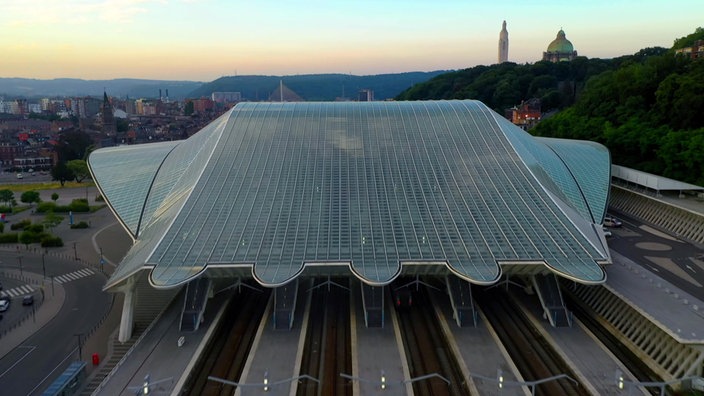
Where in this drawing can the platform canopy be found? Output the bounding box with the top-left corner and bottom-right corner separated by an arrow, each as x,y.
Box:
89,100 -> 611,290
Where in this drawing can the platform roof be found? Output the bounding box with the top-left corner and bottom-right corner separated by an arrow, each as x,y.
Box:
89,100 -> 611,290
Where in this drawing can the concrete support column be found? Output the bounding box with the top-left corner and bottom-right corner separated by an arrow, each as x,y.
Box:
118,278 -> 136,342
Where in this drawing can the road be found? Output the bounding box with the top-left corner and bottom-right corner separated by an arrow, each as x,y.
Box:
606,211 -> 704,301
0,256 -> 111,395
0,184 -> 130,395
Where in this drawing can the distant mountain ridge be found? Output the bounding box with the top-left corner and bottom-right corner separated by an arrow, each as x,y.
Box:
0,78 -> 203,99
0,71 -> 449,101
187,71 -> 450,101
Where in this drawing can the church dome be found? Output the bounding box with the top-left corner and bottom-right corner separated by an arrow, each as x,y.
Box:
547,29 -> 574,53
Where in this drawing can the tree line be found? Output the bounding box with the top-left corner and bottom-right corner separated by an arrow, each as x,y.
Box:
396,27 -> 704,185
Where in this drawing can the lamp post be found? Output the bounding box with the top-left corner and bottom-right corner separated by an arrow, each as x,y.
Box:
73,242 -> 78,261
42,251 -> 46,279
17,255 -> 23,276
75,333 -> 83,360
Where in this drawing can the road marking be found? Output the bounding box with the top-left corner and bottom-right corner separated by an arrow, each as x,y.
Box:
0,346 -> 35,379
0,285 -> 34,298
54,268 -> 95,284
686,265 -> 696,273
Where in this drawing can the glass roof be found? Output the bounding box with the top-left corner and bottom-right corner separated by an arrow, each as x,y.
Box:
90,100 -> 610,289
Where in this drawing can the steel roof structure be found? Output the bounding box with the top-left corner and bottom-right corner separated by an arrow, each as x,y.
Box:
89,100 -> 611,290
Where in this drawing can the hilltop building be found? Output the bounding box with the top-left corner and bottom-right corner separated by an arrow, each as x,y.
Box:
542,29 -> 578,62
675,40 -> 704,59
507,98 -> 541,130
498,20 -> 509,63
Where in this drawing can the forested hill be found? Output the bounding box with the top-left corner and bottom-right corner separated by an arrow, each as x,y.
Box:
395,57 -> 626,113
531,28 -> 704,185
188,71 -> 448,101
398,27 -> 704,186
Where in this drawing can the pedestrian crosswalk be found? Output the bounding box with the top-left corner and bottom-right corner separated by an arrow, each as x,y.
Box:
0,285 -> 34,298
53,268 -> 95,284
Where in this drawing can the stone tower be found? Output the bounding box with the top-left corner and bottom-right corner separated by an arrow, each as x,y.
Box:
101,91 -> 116,136
498,20 -> 509,63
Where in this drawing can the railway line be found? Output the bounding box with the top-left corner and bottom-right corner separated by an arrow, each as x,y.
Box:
475,286 -> 589,396
395,282 -> 470,396
182,286 -> 270,396
297,279 -> 353,396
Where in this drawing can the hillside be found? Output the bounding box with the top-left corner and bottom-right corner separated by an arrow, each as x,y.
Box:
188,71 -> 449,101
397,28 -> 704,185
0,78 -> 203,99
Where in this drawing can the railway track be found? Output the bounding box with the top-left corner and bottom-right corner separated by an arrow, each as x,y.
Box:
183,286 -> 270,396
395,282 -> 470,396
475,287 -> 588,396
563,289 -> 665,395
297,278 -> 352,396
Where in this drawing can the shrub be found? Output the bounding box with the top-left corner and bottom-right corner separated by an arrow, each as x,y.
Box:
69,199 -> 90,212
70,221 -> 89,229
36,202 -> 57,213
19,230 -> 46,244
0,222 -> 3,233
0,233 -> 18,243
0,205 -> 11,213
26,224 -> 44,233
41,235 -> 64,247
11,219 -> 31,230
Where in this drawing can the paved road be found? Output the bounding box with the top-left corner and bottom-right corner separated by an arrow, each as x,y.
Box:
607,211 -> 704,301
0,185 -> 131,395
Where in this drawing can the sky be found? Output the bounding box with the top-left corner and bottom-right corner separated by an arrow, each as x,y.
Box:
1,0 -> 701,82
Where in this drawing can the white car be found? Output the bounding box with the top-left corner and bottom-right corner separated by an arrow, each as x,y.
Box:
0,298 -> 9,312
603,227 -> 612,237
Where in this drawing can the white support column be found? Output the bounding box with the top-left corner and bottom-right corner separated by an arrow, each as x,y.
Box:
118,277 -> 136,342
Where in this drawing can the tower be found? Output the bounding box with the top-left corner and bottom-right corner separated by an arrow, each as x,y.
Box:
101,91 -> 116,136
498,20 -> 509,63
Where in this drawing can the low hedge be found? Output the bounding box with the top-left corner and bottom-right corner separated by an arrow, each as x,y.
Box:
10,219 -> 31,230
41,235 -> 64,247
36,199 -> 91,213
70,221 -> 89,229
0,233 -> 18,243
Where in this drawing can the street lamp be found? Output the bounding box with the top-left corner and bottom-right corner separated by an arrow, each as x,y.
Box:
75,333 -> 83,360
18,255 -> 23,276
42,251 -> 46,279
73,242 -> 78,261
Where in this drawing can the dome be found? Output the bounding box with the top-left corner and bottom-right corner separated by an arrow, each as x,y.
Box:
547,29 -> 574,53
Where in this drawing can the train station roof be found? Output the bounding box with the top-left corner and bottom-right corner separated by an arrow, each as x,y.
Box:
89,100 -> 611,290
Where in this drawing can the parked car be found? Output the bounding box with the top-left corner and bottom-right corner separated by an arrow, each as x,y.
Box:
22,295 -> 34,306
604,216 -> 622,228
0,297 -> 10,312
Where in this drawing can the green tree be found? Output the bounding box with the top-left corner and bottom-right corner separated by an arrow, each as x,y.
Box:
184,100 -> 194,116
43,212 -> 63,232
0,189 -> 14,207
51,192 -> 59,202
55,130 -> 93,162
20,190 -> 41,206
51,161 -> 74,187
66,159 -> 90,183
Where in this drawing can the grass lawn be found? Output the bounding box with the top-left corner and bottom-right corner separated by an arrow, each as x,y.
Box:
0,180 -> 95,193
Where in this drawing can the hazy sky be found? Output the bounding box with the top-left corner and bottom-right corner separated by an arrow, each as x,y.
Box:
1,0 -> 701,81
